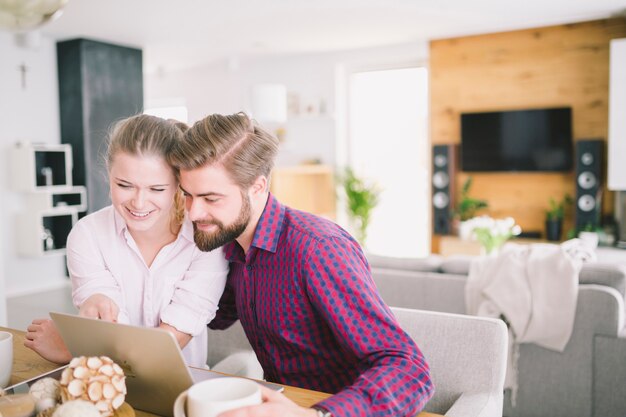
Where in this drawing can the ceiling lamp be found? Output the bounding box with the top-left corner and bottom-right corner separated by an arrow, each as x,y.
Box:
0,0 -> 69,32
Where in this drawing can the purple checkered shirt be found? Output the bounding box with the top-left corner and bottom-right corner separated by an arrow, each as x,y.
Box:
209,194 -> 434,416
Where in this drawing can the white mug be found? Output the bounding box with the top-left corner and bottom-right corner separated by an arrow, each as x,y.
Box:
0,331 -> 13,388
174,377 -> 262,417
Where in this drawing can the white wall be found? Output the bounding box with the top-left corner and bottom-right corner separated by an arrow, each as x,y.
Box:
0,32 -> 67,311
145,41 -> 429,168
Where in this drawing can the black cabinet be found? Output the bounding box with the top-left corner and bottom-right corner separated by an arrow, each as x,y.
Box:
57,38 -> 143,213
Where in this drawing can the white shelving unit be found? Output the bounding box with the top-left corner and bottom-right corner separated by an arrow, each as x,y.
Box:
10,143 -> 86,257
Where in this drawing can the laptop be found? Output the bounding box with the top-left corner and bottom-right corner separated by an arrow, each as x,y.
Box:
10,312 -> 282,417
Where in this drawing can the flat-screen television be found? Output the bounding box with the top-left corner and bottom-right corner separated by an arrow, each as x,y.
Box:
461,107 -> 573,172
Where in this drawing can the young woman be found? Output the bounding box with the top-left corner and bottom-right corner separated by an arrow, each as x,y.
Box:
24,114 -> 229,368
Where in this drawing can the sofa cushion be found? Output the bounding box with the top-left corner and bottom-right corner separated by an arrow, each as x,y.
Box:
440,256 -> 472,275
366,253 -> 443,272
371,268 -> 467,314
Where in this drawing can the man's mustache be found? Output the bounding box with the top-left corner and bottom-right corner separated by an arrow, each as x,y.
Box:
194,220 -> 222,227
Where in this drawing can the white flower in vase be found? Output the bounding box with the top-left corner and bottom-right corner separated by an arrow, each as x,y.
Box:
465,215 -> 522,255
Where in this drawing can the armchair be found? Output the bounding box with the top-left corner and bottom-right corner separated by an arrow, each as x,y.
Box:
391,307 -> 508,417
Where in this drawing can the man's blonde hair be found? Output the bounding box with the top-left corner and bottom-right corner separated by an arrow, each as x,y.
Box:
169,112 -> 279,189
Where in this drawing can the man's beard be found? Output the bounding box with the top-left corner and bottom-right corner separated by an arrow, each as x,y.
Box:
193,194 -> 251,252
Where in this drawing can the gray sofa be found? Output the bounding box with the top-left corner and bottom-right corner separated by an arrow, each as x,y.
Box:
368,253 -> 626,417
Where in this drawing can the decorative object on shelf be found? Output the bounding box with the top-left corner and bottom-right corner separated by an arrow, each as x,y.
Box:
42,228 -> 55,251
338,167 -> 380,247
545,194 -> 573,242
463,215 -> 521,255
0,0 -> 69,31
287,92 -> 301,117
41,166 -> 53,186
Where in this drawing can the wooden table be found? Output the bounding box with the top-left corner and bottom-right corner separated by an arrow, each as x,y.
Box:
3,327 -> 441,417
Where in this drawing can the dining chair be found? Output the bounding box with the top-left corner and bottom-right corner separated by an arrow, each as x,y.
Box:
391,307 -> 508,417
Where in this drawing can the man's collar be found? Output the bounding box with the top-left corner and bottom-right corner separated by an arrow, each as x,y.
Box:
251,193 -> 285,253
224,193 -> 285,261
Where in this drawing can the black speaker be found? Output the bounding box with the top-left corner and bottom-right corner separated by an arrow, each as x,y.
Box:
575,140 -> 603,230
432,145 -> 457,235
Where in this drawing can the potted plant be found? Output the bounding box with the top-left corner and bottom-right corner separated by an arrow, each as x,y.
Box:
455,177 -> 489,239
545,194 -> 573,241
339,167 -> 380,246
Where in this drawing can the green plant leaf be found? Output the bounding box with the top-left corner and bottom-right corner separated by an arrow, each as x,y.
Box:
338,167 -> 381,244
455,176 -> 489,221
545,193 -> 572,221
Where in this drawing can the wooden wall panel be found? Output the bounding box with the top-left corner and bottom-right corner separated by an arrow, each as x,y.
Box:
430,18 -> 626,239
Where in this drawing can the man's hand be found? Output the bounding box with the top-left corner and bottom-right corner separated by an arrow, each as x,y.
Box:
24,318 -> 72,364
79,294 -> 119,321
218,385 -> 319,417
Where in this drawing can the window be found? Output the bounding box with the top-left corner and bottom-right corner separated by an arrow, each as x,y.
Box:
347,67 -> 429,257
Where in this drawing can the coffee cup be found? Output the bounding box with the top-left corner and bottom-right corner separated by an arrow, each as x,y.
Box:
173,377 -> 262,417
0,331 -> 13,388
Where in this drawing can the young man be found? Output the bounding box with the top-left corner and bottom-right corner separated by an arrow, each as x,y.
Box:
169,113 -> 434,417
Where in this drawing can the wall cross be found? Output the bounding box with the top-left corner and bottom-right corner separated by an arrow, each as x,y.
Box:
17,62 -> 29,90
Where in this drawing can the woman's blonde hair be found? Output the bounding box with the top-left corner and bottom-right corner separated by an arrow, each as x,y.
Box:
106,114 -> 187,228
168,112 -> 278,190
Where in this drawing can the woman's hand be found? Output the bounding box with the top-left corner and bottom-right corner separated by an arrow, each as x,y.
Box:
159,322 -> 192,349
79,294 -> 119,321
24,318 -> 72,364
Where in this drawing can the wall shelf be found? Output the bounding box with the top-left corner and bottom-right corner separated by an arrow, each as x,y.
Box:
24,186 -> 87,213
16,210 -> 78,257
10,143 -> 73,192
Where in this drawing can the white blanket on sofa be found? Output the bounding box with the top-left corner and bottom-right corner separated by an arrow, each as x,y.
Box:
466,240 -> 593,398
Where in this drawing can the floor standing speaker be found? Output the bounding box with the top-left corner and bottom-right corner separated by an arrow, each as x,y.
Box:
432,144 -> 457,235
575,139 -> 604,230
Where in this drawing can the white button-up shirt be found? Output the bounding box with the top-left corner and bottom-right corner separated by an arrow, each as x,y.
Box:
67,206 -> 228,367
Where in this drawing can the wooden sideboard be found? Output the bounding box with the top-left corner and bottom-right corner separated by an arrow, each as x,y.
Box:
270,164 -> 336,220
438,236 -> 550,257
